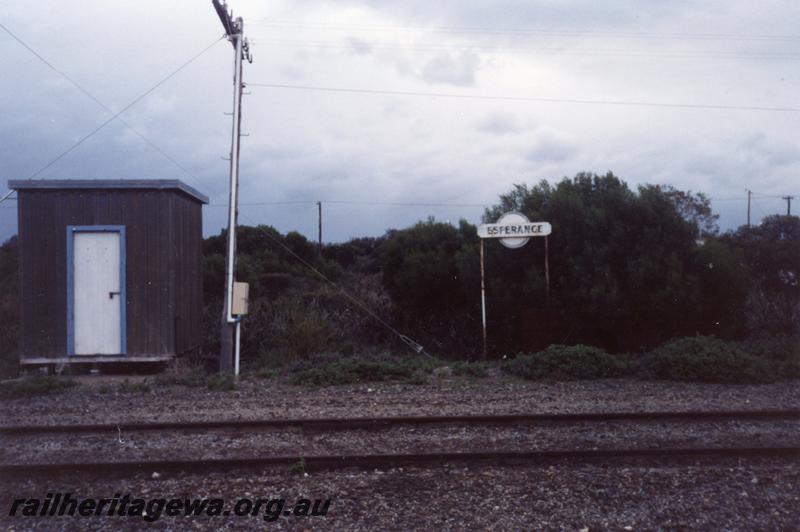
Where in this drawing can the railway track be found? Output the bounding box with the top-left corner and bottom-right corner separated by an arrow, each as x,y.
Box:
2,408 -> 799,434
2,446 -> 798,477
2,409 -> 798,477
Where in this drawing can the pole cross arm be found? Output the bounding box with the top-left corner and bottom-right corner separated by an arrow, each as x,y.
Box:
211,0 -> 236,38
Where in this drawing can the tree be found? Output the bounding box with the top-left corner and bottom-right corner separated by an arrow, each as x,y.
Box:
378,218 -> 481,355
725,215 -> 800,334
481,172 -> 735,352
659,185 -> 719,238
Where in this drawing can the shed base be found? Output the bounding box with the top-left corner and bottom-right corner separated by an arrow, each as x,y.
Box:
20,355 -> 174,365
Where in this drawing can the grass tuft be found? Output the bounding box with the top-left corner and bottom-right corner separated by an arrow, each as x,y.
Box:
0,375 -> 78,399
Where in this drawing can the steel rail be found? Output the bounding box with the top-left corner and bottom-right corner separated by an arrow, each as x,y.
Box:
2,446 -> 798,477
2,409 -> 799,435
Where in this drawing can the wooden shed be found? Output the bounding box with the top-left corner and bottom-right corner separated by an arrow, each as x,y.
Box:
8,179 -> 208,367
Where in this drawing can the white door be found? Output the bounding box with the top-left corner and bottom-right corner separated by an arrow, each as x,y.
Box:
73,232 -> 122,355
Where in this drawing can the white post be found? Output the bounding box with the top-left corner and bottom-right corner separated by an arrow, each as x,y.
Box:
480,239 -> 487,359
234,320 -> 241,376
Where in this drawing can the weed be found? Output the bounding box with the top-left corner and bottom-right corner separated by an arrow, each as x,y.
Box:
0,375 -> 78,399
154,363 -> 207,387
205,373 -> 236,391
251,367 -> 279,380
291,457 -> 306,476
450,361 -> 490,378
117,379 -> 151,393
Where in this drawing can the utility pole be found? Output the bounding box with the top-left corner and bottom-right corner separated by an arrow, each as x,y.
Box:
213,0 -> 252,374
746,189 -> 752,228
317,201 -> 322,251
783,195 -> 794,216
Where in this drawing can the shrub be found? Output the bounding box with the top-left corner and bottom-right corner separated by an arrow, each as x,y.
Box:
154,360 -> 237,390
450,361 -> 490,378
288,356 -> 431,386
0,375 -> 78,399
154,363 -> 208,387
503,344 -> 626,380
738,335 -> 800,379
117,379 -> 151,393
639,336 -> 772,383
205,373 -> 236,391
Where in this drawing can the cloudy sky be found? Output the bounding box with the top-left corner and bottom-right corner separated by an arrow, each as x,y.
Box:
1,0 -> 798,243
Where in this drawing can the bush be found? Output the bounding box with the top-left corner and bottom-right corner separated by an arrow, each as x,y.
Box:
450,361 -> 490,378
0,375 -> 78,399
154,363 -> 208,387
117,379 -> 151,393
738,335 -> 800,379
503,344 -> 627,380
205,373 -> 236,391
154,360 -> 237,390
288,355 -> 432,386
639,336 -> 771,383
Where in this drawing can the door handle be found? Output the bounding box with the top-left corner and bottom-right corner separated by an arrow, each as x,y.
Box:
109,291 -> 121,299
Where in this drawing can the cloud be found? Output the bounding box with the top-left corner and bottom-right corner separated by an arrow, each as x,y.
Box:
524,130 -> 578,163
478,112 -> 521,135
1,0 -> 799,244
421,51 -> 479,86
346,37 -> 374,56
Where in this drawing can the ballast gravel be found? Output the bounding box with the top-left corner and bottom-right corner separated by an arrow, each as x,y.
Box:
2,377 -> 799,427
1,459 -> 798,530
2,376 -> 799,529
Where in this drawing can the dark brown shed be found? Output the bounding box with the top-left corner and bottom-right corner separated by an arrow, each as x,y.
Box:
8,179 -> 208,366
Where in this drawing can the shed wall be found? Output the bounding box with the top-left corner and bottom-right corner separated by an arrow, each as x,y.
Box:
17,189 -> 203,359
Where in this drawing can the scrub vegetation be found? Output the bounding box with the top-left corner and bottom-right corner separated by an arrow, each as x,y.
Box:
503,345 -> 628,381
286,355 -> 437,387
1,172 -> 798,384
0,375 -> 78,399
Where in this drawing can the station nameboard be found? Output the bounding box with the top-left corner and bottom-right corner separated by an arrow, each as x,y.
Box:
478,212 -> 551,249
477,221 -> 552,238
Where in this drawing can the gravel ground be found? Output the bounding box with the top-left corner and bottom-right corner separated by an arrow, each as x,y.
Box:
2,377 -> 800,427
3,420 -> 799,465
1,458 -> 798,530
2,377 -> 799,529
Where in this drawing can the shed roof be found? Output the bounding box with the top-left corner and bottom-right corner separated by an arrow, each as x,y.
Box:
8,179 -> 209,204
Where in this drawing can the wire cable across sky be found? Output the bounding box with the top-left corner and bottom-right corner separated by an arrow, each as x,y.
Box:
247,83 -> 800,113
6,32 -> 225,181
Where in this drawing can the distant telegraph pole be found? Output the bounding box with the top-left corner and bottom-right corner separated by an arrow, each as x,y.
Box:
746,189 -> 752,228
213,0 -> 252,374
782,195 -> 794,216
317,201 -> 323,250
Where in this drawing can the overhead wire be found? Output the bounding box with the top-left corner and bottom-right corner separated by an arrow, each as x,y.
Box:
207,199 -> 487,208
247,38 -> 800,61
14,35 -> 225,180
235,210 -> 432,357
0,22 -> 419,351
250,20 -> 800,43
247,82 -> 800,113
0,23 -> 211,184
